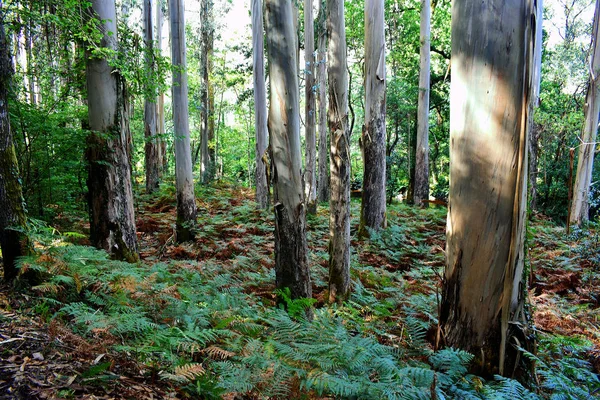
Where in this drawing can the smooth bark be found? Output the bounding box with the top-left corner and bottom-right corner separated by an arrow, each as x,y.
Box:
144,0 -> 160,194
570,0 -> 600,226
305,0 -> 317,214
265,0 -> 312,300
414,0 -> 431,206
86,0 -> 138,262
169,0 -> 197,242
359,0 -> 387,237
327,0 -> 350,303
440,0 -> 535,376
0,8 -> 30,281
316,1 -> 329,203
251,0 -> 269,209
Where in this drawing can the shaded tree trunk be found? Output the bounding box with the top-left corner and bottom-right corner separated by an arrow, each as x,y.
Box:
327,0 -> 350,303
414,0 -> 431,206
170,0 -> 197,242
528,0 -> 543,212
0,7 -> 30,281
316,0 -> 329,203
86,0 -> 138,262
265,0 -> 312,300
156,1 -> 167,173
200,0 -> 214,183
305,0 -> 317,214
359,0 -> 387,237
144,0 -> 160,194
571,0 -> 600,226
440,0 -> 535,377
251,0 -> 269,209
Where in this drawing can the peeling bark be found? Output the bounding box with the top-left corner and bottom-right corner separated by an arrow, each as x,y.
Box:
440,0 -> 536,377
86,0 -> 138,262
327,0 -> 350,303
170,0 -> 197,242
265,0 -> 312,300
359,0 -> 387,237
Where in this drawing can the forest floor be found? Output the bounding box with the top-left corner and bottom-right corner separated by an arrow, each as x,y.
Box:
0,183 -> 598,399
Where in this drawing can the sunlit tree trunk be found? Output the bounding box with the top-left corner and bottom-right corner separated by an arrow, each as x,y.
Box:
85,0 -> 138,262
528,0 -> 543,212
251,0 -> 269,209
359,0 -> 386,237
169,0 -> 197,242
327,0 -> 350,303
144,0 -> 160,194
265,0 -> 312,300
414,0 -> 430,206
156,2 -> 167,173
0,8 -> 30,281
305,0 -> 317,214
316,1 -> 329,203
571,0 -> 600,226
440,0 -> 535,377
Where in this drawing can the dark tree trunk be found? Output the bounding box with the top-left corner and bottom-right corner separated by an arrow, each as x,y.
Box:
0,9 -> 30,281
316,2 -> 329,203
144,0 -> 160,194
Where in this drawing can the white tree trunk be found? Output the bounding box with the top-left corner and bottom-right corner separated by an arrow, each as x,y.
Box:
440,0 -> 535,376
327,0 -> 351,303
265,0 -> 312,300
144,0 -> 160,194
305,0 -> 317,213
359,0 -> 387,236
169,0 -> 197,242
414,0 -> 430,206
570,0 -> 600,226
252,0 -> 269,209
86,0 -> 138,262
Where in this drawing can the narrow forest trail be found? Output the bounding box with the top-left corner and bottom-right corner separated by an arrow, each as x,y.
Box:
0,184 -> 598,399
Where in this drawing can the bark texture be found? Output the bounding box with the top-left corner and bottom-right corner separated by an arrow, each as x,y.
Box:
86,0 -> 138,262
251,0 -> 269,209
570,0 -> 600,226
144,0 -> 160,194
170,0 -> 197,242
440,0 -> 535,377
359,0 -> 387,237
316,2 -> 329,203
305,0 -> 317,214
265,0 -> 312,300
413,0 -> 430,206
327,0 -> 351,303
0,10 -> 30,281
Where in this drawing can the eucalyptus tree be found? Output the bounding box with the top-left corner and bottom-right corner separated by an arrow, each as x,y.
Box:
571,0 -> 600,226
305,0 -> 317,213
440,0 -> 536,376
0,6 -> 30,281
413,0 -> 430,206
251,0 -> 269,209
359,0 -> 386,237
144,0 -> 160,193
200,0 -> 214,183
327,0 -> 350,303
265,0 -> 312,299
170,0 -> 197,241
528,0 -> 543,211
316,1 -> 328,203
86,0 -> 138,262
157,1 -> 167,171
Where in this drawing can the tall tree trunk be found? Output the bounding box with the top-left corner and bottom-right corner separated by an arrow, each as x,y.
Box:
86,0 -> 138,262
440,0 -> 535,377
414,0 -> 431,206
200,0 -> 213,184
265,0 -> 312,300
305,0 -> 317,214
528,0 -> 543,212
156,1 -> 167,173
169,0 -> 197,242
327,0 -> 350,303
316,0 -> 329,203
359,0 -> 387,237
570,0 -> 600,226
0,6 -> 30,281
251,0 -> 269,209
144,0 -> 160,194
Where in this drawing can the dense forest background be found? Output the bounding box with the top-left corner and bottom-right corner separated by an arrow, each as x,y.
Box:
0,0 -> 599,399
